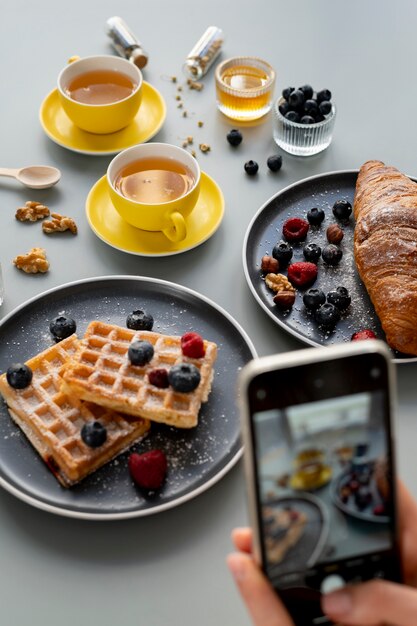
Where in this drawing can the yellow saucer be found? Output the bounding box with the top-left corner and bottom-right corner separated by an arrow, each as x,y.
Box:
290,465 -> 333,491
86,172 -> 224,256
39,82 -> 166,155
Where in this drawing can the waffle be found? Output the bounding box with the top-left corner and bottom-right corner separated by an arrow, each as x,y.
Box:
0,335 -> 150,487
264,505 -> 307,564
61,321 -> 218,429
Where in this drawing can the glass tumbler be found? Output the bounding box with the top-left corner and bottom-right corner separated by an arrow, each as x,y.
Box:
273,97 -> 336,156
215,56 -> 275,122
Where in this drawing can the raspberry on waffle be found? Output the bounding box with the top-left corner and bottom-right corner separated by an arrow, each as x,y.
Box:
0,335 -> 150,487
61,321 -> 217,429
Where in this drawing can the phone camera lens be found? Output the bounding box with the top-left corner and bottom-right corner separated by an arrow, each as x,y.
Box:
370,367 -> 381,379
256,389 -> 267,400
314,378 -> 324,388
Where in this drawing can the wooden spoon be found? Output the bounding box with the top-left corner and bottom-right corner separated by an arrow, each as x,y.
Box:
0,165 -> 61,189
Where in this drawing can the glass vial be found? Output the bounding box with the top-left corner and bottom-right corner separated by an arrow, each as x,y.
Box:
183,26 -> 224,80
106,16 -> 148,69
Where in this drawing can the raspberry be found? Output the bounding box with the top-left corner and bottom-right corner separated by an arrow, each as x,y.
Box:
351,329 -> 377,341
181,332 -> 205,358
148,368 -> 169,388
282,217 -> 309,241
287,262 -> 317,288
128,450 -> 167,490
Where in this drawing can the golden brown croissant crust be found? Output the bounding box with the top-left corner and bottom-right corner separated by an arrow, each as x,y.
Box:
353,160 -> 417,355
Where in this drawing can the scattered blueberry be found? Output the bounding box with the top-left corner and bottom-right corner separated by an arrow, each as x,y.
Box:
244,160 -> 259,175
267,155 -> 283,172
81,421 -> 107,448
300,115 -> 315,124
319,100 -> 332,115
288,89 -> 305,108
322,244 -> 343,266
226,129 -> 243,147
307,207 -> 325,226
315,303 -> 341,327
299,84 -> 313,100
332,199 -> 352,221
303,243 -> 321,263
282,87 -> 295,100
168,363 -> 201,393
303,288 -> 326,311
49,316 -> 76,341
317,89 -> 332,103
327,286 -> 351,310
128,340 -> 154,366
285,110 -> 300,123
126,310 -> 154,331
6,363 -> 33,389
272,241 -> 293,267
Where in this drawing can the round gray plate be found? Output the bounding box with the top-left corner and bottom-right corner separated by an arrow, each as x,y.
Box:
243,170 -> 417,363
0,276 -> 256,520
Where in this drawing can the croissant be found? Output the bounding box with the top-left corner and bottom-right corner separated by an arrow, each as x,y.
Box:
353,160 -> 417,355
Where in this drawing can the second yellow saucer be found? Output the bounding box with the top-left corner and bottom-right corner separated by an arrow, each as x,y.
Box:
86,172 -> 225,256
39,82 -> 166,155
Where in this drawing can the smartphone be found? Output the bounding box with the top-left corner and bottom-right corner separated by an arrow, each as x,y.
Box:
238,341 -> 402,626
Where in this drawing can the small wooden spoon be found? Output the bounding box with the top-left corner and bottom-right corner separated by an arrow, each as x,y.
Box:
0,165 -> 61,189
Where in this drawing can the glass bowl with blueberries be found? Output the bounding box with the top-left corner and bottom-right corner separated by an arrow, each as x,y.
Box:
273,84 -> 336,157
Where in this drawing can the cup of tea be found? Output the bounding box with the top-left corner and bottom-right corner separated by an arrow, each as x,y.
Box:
107,143 -> 201,242
57,55 -> 143,134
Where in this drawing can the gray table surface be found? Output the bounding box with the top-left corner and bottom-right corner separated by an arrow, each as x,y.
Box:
1,1 -> 417,624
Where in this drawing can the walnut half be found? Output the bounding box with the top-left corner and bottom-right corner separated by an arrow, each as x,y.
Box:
265,273 -> 296,293
13,247 -> 49,273
15,201 -> 50,222
42,213 -> 77,234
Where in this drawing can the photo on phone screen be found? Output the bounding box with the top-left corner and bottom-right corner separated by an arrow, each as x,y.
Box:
243,345 -> 402,623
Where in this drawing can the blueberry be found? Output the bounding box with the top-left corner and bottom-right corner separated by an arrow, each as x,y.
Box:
49,316 -> 76,341
299,84 -> 313,100
272,241 -> 293,267
244,160 -> 259,175
267,155 -> 283,172
6,363 -> 33,389
303,243 -> 321,263
288,89 -> 305,108
128,340 -> 154,366
317,89 -> 332,103
126,310 -> 154,331
322,244 -> 343,265
315,113 -> 325,123
278,101 -> 290,116
168,363 -> 201,393
319,100 -> 332,115
315,303 -> 340,327
332,199 -> 352,221
327,286 -> 351,310
300,115 -> 315,124
282,87 -> 295,101
303,288 -> 326,311
227,129 -> 243,147
81,421 -> 107,448
285,110 -> 300,123
303,99 -> 319,115
307,207 -> 325,226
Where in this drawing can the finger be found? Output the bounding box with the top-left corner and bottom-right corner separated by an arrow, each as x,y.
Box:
396,481 -> 417,583
322,579 -> 417,626
227,552 -> 295,626
397,480 -> 417,536
231,527 -> 253,554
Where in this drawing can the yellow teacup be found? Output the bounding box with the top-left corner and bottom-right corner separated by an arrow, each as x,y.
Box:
57,55 -> 142,134
107,143 -> 201,243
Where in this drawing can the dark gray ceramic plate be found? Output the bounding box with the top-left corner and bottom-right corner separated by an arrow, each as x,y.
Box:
0,276 -> 256,520
243,170 -> 417,363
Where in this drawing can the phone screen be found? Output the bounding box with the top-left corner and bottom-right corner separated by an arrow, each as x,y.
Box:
247,351 -> 401,624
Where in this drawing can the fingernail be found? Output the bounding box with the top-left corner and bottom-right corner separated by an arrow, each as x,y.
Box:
322,590 -> 352,617
227,554 -> 246,582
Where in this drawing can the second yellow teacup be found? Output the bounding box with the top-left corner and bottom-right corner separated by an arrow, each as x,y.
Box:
57,55 -> 143,134
107,143 -> 201,242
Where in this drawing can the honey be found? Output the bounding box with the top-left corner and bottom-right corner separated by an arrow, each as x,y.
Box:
65,69 -> 136,105
215,57 -> 275,121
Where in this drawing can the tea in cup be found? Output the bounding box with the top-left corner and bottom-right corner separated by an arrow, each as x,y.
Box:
107,143 -> 200,242
57,55 -> 142,134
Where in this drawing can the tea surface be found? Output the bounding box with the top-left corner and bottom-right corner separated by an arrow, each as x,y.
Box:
66,70 -> 136,105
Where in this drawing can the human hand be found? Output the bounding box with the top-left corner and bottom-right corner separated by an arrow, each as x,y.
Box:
227,482 -> 417,626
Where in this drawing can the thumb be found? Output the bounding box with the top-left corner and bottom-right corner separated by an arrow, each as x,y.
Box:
322,579 -> 417,626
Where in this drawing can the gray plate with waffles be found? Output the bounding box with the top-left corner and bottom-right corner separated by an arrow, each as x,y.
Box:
0,276 -> 256,520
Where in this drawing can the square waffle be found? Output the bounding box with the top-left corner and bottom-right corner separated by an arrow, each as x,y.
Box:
61,321 -> 217,428
0,335 -> 151,487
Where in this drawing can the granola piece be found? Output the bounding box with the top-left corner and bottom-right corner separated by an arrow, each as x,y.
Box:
199,143 -> 211,153
42,213 -> 77,235
15,201 -> 50,222
13,247 -> 49,273
265,273 -> 296,293
187,79 -> 204,91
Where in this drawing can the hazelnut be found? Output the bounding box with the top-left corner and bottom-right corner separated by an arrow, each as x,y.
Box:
326,223 -> 344,244
261,255 -> 279,273
273,291 -> 296,309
